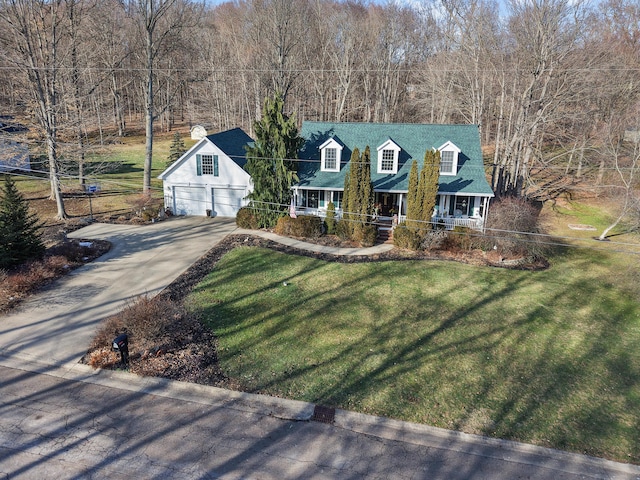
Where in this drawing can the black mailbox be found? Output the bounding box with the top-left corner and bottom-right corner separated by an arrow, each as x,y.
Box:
112,333 -> 129,365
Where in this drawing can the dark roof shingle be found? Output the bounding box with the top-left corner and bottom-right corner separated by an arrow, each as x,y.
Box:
206,127 -> 253,168
296,121 -> 493,196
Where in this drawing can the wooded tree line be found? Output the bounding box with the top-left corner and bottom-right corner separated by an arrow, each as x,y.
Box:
0,0 -> 638,219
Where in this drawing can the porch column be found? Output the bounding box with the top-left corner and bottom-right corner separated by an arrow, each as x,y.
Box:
482,197 -> 490,232
398,193 -> 404,217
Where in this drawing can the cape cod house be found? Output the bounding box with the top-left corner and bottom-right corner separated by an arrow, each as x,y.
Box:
293,121 -> 494,230
158,127 -> 254,217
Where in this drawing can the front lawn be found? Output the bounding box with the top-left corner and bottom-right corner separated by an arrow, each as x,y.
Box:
186,245 -> 640,463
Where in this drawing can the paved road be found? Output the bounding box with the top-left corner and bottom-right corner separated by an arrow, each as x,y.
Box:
2,361 -> 639,480
1,218 -> 640,479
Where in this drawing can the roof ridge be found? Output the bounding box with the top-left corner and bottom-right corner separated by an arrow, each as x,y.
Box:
302,120 -> 478,128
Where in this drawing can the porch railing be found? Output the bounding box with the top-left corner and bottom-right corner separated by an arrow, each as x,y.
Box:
293,209 -> 484,231
392,214 -> 484,230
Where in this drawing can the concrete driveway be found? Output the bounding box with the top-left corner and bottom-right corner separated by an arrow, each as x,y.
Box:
0,216 -> 238,367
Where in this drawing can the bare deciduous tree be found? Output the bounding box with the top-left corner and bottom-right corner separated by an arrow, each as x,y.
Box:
596,116 -> 640,239
0,0 -> 68,219
128,0 -> 196,195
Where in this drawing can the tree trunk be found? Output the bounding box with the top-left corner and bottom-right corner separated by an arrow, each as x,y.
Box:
143,22 -> 154,196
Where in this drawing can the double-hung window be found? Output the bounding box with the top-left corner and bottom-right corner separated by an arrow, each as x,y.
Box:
440,151 -> 454,174
324,148 -> 337,170
381,149 -> 395,172
196,154 -> 219,176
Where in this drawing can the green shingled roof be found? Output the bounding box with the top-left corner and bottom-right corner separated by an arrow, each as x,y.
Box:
206,127 -> 253,168
296,121 -> 494,196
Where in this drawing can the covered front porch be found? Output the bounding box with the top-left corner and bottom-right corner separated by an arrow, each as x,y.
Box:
292,188 -> 490,231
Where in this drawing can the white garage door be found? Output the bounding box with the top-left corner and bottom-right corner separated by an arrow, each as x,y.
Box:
212,188 -> 244,217
173,186 -> 206,216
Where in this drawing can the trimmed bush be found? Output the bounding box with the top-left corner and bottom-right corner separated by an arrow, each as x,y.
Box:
275,215 -> 323,238
358,224 -> 378,247
444,226 -> 475,251
393,223 -> 421,250
236,207 -> 259,229
335,219 -> 351,240
420,229 -> 448,251
336,220 -> 376,246
325,202 -> 337,234
128,195 -> 162,221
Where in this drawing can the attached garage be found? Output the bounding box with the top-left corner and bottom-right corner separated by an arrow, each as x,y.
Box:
172,186 -> 207,216
212,187 -> 245,217
158,128 -> 254,218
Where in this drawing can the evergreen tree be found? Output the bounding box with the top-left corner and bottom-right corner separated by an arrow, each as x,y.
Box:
417,149 -> 441,232
341,146 -> 374,241
406,159 -> 419,229
342,148 -> 360,237
0,175 -> 45,269
245,92 -> 303,227
167,132 -> 187,167
360,146 -> 374,225
341,162 -> 352,237
325,201 -> 336,234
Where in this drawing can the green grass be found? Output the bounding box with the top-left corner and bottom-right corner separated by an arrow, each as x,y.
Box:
549,199 -> 635,241
85,134 -> 197,193
186,244 -> 640,463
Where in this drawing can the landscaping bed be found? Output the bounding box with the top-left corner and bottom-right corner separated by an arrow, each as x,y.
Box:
1,228 -> 111,313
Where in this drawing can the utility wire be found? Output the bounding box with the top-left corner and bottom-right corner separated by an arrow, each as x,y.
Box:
3,66 -> 640,73
4,170 -> 638,254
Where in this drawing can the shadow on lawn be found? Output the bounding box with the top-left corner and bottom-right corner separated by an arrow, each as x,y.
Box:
195,244 -> 640,463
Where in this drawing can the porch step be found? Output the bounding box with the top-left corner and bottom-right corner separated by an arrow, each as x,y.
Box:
377,228 -> 393,244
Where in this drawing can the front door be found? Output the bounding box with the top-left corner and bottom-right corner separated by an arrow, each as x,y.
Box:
375,192 -> 399,216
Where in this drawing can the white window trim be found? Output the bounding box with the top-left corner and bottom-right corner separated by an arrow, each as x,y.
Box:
319,138 -> 343,172
437,141 -> 461,176
376,139 -> 401,174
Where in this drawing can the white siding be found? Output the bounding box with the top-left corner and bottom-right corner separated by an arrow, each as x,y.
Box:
160,137 -> 252,217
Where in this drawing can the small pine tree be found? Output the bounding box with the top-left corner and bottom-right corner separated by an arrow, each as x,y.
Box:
406,159 -> 419,230
0,175 -> 45,269
167,132 -> 187,167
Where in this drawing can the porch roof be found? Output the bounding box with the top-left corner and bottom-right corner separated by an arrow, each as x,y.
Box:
296,121 -> 494,197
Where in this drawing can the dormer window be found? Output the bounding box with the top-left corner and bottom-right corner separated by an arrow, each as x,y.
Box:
438,141 -> 461,175
325,148 -> 337,170
377,139 -> 401,174
320,138 -> 343,172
